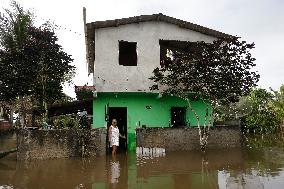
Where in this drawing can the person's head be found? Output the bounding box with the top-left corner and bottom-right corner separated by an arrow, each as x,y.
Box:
112,119 -> 117,126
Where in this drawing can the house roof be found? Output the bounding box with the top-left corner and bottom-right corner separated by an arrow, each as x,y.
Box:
90,13 -> 234,38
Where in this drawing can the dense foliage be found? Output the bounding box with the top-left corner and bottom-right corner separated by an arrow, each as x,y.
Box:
0,1 -> 34,102
52,114 -> 79,129
150,37 -> 259,149
242,89 -> 278,133
0,1 -> 75,125
217,86 -> 284,133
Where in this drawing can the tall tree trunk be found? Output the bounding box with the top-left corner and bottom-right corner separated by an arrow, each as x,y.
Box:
187,98 -> 206,150
10,105 -> 14,123
19,95 -> 26,128
187,98 -> 212,151
0,106 -> 3,119
41,66 -> 48,123
43,101 -> 48,122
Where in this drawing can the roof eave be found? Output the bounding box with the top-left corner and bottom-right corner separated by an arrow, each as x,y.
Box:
89,13 -> 234,38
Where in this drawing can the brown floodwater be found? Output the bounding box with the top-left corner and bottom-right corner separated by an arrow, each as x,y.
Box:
1,133 -> 284,189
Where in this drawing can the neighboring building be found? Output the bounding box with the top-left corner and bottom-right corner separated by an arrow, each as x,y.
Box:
84,13 -> 232,151
0,105 -> 12,131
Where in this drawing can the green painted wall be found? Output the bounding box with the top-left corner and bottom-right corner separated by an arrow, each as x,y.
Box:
93,92 -> 212,151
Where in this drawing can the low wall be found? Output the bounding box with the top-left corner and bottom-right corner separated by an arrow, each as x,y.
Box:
136,126 -> 242,151
17,128 -> 106,160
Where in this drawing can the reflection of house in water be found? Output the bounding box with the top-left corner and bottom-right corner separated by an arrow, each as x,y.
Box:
90,149 -> 244,189
84,11 -> 233,152
133,149 -> 244,189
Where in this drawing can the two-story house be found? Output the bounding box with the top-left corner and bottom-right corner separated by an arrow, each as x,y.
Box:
84,13 -> 232,151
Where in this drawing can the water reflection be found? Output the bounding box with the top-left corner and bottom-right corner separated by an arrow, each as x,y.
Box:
110,158 -> 120,185
107,156 -> 125,189
0,134 -> 284,189
135,149 -> 244,189
0,132 -> 16,152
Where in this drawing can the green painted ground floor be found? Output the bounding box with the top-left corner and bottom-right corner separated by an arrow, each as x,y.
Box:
93,92 -> 211,151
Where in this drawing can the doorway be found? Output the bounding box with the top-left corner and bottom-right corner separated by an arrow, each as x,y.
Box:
107,107 -> 128,152
171,107 -> 186,127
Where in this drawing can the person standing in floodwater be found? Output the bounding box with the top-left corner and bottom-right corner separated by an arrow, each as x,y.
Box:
109,119 -> 126,157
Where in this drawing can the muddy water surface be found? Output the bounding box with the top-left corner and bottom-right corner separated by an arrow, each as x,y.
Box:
0,134 -> 284,189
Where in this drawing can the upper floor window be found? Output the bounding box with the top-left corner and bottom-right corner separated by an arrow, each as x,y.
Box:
160,39 -> 192,68
160,40 -> 175,68
119,41 -> 137,66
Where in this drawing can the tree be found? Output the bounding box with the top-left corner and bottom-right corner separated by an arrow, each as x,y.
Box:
242,88 -> 282,133
0,1 -> 35,126
215,96 -> 253,122
150,37 -> 259,150
27,25 -> 74,120
216,86 -> 284,134
0,1 -> 74,126
271,85 -> 284,126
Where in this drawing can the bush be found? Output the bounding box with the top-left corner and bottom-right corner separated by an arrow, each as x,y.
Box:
216,87 -> 284,134
53,114 -> 79,129
242,108 -> 281,133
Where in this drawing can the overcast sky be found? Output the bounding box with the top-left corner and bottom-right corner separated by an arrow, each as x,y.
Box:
1,0 -> 283,98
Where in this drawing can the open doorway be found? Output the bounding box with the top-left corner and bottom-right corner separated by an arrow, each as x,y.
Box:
107,107 -> 128,152
171,107 -> 186,127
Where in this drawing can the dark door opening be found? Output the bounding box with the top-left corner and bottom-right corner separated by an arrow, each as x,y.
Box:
171,107 -> 186,127
107,107 -> 128,152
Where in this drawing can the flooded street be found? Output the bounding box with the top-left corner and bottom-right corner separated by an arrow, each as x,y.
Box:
1,134 -> 284,189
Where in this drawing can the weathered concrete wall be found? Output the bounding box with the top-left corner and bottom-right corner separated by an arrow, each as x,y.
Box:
136,126 -> 242,151
17,128 -> 107,160
94,21 -> 216,92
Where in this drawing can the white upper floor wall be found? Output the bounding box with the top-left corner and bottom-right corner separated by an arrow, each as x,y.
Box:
86,14 -> 231,92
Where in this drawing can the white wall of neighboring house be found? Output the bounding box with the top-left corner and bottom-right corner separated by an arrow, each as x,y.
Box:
94,21 -> 216,92
0,106 -> 4,120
